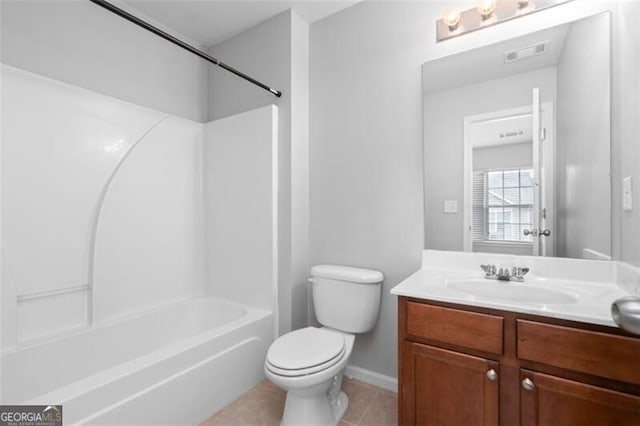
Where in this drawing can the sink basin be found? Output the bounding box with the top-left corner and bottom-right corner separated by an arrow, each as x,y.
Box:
447,279 -> 578,305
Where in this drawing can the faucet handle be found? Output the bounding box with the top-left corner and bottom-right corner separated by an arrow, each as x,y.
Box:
480,264 -> 496,278
511,266 -> 530,282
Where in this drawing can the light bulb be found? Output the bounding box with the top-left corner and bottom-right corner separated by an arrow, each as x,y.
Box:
477,0 -> 497,20
443,7 -> 461,31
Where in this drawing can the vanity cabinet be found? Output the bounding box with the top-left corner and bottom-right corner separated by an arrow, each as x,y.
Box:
398,297 -> 640,426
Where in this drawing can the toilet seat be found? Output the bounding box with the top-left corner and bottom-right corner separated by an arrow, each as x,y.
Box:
266,345 -> 346,377
266,327 -> 346,377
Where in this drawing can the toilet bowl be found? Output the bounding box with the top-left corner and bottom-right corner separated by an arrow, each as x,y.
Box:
264,265 -> 383,426
265,327 -> 355,425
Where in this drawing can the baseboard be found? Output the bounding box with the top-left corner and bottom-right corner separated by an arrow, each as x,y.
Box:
344,364 -> 398,394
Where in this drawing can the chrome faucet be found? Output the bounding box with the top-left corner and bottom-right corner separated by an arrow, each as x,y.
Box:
480,264 -> 529,282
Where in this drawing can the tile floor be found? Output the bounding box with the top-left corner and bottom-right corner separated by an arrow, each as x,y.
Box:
201,377 -> 397,426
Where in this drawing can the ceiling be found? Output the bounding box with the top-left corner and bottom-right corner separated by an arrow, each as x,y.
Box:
120,0 -> 362,47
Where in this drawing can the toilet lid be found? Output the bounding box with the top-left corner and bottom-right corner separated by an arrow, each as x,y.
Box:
267,327 -> 345,371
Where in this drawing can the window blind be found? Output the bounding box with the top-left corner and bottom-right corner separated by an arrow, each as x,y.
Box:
472,171 -> 487,241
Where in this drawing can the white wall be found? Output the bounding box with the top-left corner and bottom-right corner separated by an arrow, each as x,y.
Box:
611,1 -> 640,267
310,1 -> 426,378
207,11 -> 291,122
207,11 -> 310,334
473,143 -> 533,171
556,13 -> 611,259
290,14 -> 311,329
204,106 -> 278,313
0,0 -> 208,122
423,67 -> 556,252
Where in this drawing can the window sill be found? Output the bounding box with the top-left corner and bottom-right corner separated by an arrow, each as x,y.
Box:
474,241 -> 533,247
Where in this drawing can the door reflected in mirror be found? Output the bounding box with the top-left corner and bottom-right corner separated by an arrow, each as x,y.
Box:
423,12 -> 611,260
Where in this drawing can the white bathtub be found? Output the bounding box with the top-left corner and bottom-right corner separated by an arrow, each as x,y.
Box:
1,297 -> 273,424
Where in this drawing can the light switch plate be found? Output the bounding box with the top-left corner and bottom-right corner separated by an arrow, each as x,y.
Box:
444,200 -> 458,214
623,176 -> 633,211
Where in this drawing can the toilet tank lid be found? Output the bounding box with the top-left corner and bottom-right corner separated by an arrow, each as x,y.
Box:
311,265 -> 384,284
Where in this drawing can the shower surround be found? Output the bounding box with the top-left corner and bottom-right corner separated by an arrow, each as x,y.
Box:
0,64 -> 278,423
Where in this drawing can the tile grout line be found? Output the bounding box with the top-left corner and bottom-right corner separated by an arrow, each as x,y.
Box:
354,389 -> 380,425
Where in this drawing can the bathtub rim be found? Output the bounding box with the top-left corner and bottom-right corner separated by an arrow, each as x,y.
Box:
1,296 -> 255,355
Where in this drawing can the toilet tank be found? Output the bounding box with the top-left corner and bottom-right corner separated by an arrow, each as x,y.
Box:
310,265 -> 383,333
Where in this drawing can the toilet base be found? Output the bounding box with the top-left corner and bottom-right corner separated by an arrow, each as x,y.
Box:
281,386 -> 349,426
332,391 -> 349,423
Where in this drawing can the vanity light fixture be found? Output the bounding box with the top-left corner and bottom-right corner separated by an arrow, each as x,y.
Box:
477,0 -> 498,20
436,0 -> 572,42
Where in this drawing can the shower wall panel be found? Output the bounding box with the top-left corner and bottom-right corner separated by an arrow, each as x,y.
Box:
203,106 -> 278,314
92,117 -> 205,323
1,65 -> 204,344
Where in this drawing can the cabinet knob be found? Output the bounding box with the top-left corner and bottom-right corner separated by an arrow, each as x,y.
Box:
486,369 -> 498,381
522,378 -> 535,391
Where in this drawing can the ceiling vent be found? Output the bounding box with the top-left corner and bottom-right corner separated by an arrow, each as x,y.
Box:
504,40 -> 549,64
500,130 -> 525,139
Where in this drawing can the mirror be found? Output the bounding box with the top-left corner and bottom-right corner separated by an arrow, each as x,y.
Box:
422,12 -> 611,260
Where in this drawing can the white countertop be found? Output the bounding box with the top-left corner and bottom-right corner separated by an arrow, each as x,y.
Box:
390,251 -> 634,328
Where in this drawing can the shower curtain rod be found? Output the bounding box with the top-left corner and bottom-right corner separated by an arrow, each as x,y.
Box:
88,0 -> 282,98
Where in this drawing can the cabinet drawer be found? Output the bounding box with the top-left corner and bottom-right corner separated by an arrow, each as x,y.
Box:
517,320 -> 640,385
406,302 -> 503,354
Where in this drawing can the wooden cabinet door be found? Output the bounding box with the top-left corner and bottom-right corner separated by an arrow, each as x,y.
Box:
520,370 -> 640,426
401,342 -> 499,426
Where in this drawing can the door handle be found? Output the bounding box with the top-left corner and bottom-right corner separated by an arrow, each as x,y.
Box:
524,229 -> 551,237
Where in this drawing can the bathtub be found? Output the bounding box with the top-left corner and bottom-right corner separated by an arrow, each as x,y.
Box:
1,297 -> 273,424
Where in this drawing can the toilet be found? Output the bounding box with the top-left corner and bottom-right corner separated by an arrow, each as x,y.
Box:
265,264 -> 384,426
